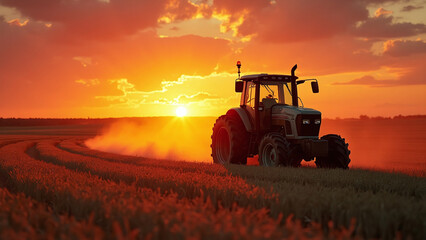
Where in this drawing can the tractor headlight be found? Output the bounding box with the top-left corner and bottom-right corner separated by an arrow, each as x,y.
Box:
314,119 -> 321,124
302,119 -> 310,125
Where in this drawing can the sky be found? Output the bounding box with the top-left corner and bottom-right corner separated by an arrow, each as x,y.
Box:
0,0 -> 425,118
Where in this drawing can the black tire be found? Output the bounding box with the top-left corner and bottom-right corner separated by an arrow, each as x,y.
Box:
211,114 -> 248,164
315,134 -> 350,169
258,133 -> 302,167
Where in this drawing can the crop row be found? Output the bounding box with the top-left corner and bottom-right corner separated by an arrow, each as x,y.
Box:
38,139 -> 426,239
0,187 -> 103,240
0,141 -> 347,239
0,136 -> 50,149
225,164 -> 425,198
59,139 -> 228,176
36,140 -> 273,208
64,139 -> 424,199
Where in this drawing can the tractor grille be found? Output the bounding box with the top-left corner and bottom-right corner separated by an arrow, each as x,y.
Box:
285,120 -> 292,135
296,114 -> 321,136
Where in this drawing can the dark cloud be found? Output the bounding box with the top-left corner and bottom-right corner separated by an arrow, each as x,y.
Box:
334,65 -> 426,86
384,39 -> 426,57
354,15 -> 426,38
211,0 -> 269,15
207,0 -> 414,43
3,0 -> 423,43
225,0 -> 368,43
334,75 -> 399,86
401,5 -> 424,12
234,35 -> 385,76
162,0 -> 198,22
0,0 -> 168,41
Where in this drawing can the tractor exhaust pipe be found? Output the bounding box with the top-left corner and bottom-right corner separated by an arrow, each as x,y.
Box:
291,64 -> 297,76
291,64 -> 298,107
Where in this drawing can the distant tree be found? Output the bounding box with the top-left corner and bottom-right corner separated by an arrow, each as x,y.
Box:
359,115 -> 370,120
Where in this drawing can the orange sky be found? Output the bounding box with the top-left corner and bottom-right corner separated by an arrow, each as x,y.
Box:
0,0 -> 425,118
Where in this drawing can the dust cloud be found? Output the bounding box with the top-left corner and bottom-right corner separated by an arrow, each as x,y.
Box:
86,117 -> 216,162
320,118 -> 426,175
86,117 -> 426,175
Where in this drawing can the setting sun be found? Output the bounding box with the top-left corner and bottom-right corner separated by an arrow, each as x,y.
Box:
176,106 -> 187,117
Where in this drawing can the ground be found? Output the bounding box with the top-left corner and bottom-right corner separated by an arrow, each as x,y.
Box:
0,117 -> 424,239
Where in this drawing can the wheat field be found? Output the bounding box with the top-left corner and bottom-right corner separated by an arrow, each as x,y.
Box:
0,121 -> 425,239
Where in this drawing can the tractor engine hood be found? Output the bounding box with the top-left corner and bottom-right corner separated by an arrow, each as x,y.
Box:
272,105 -> 321,120
271,105 -> 322,138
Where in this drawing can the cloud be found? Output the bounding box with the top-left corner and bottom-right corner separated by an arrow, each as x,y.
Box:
7,18 -> 28,26
232,0 -> 368,43
383,39 -> 426,57
353,9 -> 426,38
159,0 -> 199,23
175,92 -> 218,103
401,5 -> 424,12
334,75 -> 399,87
0,0 -> 203,42
374,7 -> 393,17
0,0 -> 168,41
73,56 -> 93,67
334,66 -> 426,87
152,92 -> 219,105
233,35 -> 384,76
93,71 -> 238,116
112,79 -> 136,93
75,79 -> 100,86
204,1 -> 426,43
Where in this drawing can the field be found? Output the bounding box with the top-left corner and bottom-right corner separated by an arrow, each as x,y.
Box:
0,117 -> 425,239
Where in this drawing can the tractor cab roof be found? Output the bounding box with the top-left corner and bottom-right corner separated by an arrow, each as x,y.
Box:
239,74 -> 296,82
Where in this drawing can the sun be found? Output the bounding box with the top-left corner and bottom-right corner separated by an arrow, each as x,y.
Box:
176,106 -> 188,117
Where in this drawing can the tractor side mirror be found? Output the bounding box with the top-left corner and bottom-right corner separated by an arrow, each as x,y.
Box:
235,81 -> 244,92
311,81 -> 319,93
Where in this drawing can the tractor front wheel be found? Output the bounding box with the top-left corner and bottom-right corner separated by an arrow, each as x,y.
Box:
315,134 -> 350,169
258,133 -> 302,167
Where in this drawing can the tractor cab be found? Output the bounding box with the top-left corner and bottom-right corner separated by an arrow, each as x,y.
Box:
235,64 -> 320,137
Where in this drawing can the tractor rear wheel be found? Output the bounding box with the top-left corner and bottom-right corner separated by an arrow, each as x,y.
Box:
258,133 -> 302,167
315,134 -> 350,169
211,115 -> 248,164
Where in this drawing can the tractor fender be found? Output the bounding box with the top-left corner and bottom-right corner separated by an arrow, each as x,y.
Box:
226,108 -> 253,132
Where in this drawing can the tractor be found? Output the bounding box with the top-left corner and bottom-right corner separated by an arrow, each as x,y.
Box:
211,61 -> 350,168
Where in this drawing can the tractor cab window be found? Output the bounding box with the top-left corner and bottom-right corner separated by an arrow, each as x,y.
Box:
260,83 -> 280,104
246,82 -> 256,109
259,82 -> 292,107
283,82 -> 293,105
245,81 -> 294,109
